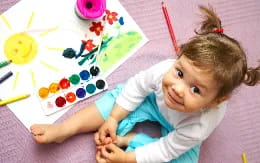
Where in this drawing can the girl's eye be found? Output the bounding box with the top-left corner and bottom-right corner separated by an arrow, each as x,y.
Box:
176,69 -> 183,78
191,86 -> 200,94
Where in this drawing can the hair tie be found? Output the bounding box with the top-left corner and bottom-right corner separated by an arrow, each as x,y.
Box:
213,28 -> 224,33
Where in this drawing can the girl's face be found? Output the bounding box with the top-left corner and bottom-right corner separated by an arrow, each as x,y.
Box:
162,55 -> 222,113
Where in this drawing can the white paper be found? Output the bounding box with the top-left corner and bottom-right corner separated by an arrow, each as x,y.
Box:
0,0 -> 148,129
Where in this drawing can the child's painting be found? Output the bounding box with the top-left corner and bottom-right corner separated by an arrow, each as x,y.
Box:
0,0 -> 148,129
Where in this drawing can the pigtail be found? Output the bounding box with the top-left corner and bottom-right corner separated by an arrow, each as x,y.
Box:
244,62 -> 260,86
196,5 -> 222,34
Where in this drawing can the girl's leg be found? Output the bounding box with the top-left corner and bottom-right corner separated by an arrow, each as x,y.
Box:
30,103 -> 104,144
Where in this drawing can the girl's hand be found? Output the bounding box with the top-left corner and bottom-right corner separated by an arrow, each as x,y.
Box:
96,151 -> 107,163
98,143 -> 131,163
95,116 -> 118,145
95,135 -> 113,150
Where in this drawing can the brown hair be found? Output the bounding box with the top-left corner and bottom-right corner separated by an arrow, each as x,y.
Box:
178,5 -> 260,99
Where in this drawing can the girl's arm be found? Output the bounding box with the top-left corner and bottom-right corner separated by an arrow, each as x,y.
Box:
110,103 -> 130,122
97,103 -> 130,144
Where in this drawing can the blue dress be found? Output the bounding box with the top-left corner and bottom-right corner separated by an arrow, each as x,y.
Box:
95,84 -> 200,163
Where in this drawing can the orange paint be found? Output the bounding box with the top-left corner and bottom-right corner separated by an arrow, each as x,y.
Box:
38,87 -> 49,98
65,92 -> 76,103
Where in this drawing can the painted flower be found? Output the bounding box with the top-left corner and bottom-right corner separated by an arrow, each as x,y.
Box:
83,40 -> 96,52
104,10 -> 118,25
89,22 -> 104,36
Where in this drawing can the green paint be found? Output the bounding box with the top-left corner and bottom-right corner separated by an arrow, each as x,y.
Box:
103,33 -> 109,41
102,55 -> 108,62
90,57 -> 96,64
69,74 -> 80,85
98,31 -> 142,73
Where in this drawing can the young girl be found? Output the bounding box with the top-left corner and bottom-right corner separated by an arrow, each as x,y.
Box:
30,6 -> 260,163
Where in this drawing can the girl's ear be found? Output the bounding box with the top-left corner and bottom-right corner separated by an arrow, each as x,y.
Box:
209,95 -> 230,108
216,95 -> 230,104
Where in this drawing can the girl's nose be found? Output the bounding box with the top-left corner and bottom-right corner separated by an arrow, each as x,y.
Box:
172,82 -> 185,97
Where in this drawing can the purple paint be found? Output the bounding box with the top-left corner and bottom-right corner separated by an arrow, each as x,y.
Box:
76,87 -> 86,98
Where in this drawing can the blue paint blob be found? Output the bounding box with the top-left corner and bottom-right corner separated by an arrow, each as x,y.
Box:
86,83 -> 96,94
76,88 -> 86,98
79,70 -> 90,80
62,48 -> 76,59
119,17 -> 124,25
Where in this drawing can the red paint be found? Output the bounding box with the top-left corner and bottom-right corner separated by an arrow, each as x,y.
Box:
59,78 -> 70,89
55,96 -> 66,107
65,92 -> 76,103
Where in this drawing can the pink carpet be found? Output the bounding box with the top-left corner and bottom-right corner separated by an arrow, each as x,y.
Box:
0,0 -> 259,162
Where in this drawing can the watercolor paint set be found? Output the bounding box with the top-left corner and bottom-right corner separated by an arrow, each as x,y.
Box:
37,66 -> 107,116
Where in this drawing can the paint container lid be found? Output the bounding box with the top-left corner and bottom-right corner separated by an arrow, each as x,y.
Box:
75,0 -> 106,19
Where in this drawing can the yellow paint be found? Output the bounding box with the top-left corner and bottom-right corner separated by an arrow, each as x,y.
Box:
13,72 -> 19,90
26,12 -> 35,29
4,33 -> 38,65
48,83 -> 60,93
30,69 -> 36,88
40,61 -> 59,72
0,15 -> 12,30
39,26 -> 59,37
46,47 -> 65,51
241,153 -> 247,163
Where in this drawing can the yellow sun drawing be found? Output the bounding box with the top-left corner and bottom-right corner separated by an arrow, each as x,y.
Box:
4,33 -> 38,65
0,12 -> 61,91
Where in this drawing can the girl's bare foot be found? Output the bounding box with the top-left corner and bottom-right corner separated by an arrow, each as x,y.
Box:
116,132 -> 136,147
30,124 -> 71,144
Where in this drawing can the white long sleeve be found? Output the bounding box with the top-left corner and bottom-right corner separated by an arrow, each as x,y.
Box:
116,59 -> 165,111
116,59 -> 227,163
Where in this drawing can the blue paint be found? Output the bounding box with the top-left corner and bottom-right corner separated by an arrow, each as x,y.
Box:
76,88 -> 86,98
79,70 -> 90,80
119,17 -> 124,25
86,83 -> 96,94
62,48 -> 76,59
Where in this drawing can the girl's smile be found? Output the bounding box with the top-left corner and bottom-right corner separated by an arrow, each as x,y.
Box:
166,88 -> 184,106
